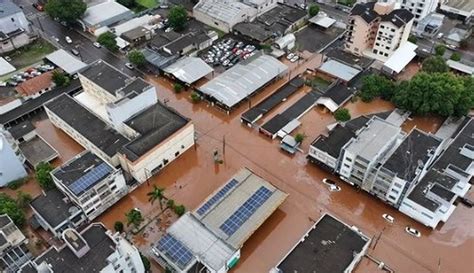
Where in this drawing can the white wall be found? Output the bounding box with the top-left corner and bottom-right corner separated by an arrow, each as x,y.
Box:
0,133 -> 27,187
0,99 -> 21,115
308,146 -> 338,170
119,124 -> 195,182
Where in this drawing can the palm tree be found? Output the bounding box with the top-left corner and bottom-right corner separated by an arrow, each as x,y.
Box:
125,209 -> 143,229
147,185 -> 165,210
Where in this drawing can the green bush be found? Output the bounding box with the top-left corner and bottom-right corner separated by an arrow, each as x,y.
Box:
35,162 -> 55,190
173,83 -> 183,93
308,4 -> 320,17
174,204 -> 186,216
190,91 -> 201,103
334,108 -> 351,122
434,44 -> 446,56
294,133 -> 305,143
114,221 -> 124,233
450,52 -> 461,61
0,193 -> 25,227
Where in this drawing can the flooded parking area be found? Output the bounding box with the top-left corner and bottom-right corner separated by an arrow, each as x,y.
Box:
4,53 -> 473,273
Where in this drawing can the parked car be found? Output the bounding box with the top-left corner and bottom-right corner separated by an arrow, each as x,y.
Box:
328,184 -> 341,192
71,49 -> 80,56
65,36 -> 72,44
222,59 -> 230,66
405,227 -> 421,237
286,53 -> 295,60
125,63 -> 135,69
93,42 -> 101,48
0,81 -> 7,87
32,3 -> 44,11
436,32 -> 444,39
290,55 -> 300,63
382,214 -> 395,223
165,27 -> 173,33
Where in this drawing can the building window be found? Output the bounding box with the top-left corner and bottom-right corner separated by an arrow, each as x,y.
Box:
175,151 -> 180,157
373,49 -> 378,54
384,53 -> 389,57
11,18 -> 15,22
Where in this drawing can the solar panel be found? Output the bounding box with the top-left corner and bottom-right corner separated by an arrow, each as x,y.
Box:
220,186 -> 273,236
68,163 -> 113,196
156,234 -> 194,268
196,179 -> 239,215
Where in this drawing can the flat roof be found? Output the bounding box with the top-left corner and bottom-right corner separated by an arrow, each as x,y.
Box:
52,151 -> 115,197
309,15 -> 336,28
81,1 -> 130,26
194,168 -> 288,249
276,214 -> 370,273
194,0 -> 252,24
199,54 -> 287,108
44,94 -> 128,157
122,102 -> 189,161
46,50 -> 87,75
163,57 -> 213,84
383,42 -> 417,73
8,120 -> 34,140
142,48 -> 177,70
0,57 -> 15,76
382,129 -> 441,181
33,224 -> 115,272
311,125 -> 356,158
446,60 -> 474,75
241,77 -> 304,124
30,189 -> 80,228
18,136 -> 58,167
318,60 -> 361,82
345,117 -> 401,161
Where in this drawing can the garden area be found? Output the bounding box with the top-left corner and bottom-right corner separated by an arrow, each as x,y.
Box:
7,39 -> 56,68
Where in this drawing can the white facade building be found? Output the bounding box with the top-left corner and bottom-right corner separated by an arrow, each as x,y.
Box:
397,0 -> 438,24
0,131 -> 27,187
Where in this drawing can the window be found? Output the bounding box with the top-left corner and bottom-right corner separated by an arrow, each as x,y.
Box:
394,182 -> 403,188
384,53 -> 389,57
11,17 -> 15,22
163,159 -> 169,165
388,195 -> 397,200
391,189 -> 399,194
175,151 -> 180,157
380,25 -> 385,29
375,42 -> 380,46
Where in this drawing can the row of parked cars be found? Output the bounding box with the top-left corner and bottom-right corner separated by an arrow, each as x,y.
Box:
0,64 -> 55,87
202,38 -> 257,69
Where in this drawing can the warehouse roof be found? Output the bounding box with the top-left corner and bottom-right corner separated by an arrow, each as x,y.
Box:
193,0 -> 253,25
163,57 -> 213,84
199,54 -> 287,108
81,1 -> 130,27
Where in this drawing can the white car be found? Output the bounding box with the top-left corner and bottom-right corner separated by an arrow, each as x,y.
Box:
65,36 -> 72,44
93,42 -> 101,48
405,227 -> 421,237
286,53 -> 295,60
382,214 -> 394,223
290,55 -> 300,63
125,62 -> 135,70
436,32 -> 444,39
328,184 -> 341,192
0,81 -> 7,87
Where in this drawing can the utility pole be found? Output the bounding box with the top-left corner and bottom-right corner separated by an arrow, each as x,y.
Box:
223,135 -> 226,156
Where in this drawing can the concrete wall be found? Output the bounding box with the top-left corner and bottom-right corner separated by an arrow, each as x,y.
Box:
119,123 -> 195,183
0,133 -> 27,187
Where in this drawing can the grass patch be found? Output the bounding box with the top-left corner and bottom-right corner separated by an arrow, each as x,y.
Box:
310,76 -> 332,91
135,0 -> 157,8
8,39 -> 56,68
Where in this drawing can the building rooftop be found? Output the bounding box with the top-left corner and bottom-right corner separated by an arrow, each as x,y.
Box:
193,168 -> 288,249
18,136 -> 58,167
30,189 -> 80,228
194,0 -> 253,24
16,71 -> 53,97
163,56 -> 213,84
350,2 -> 378,23
345,117 -> 401,161
45,50 -> 87,75
318,60 -> 361,82
199,54 -> 287,108
163,31 -> 211,54
0,0 -> 22,18
81,1 -> 131,27
383,42 -> 417,74
275,214 -> 370,273
121,26 -> 150,41
142,48 -> 178,70
122,102 -> 189,161
441,0 -> 474,13
45,94 -> 128,157
52,151 -> 115,197
8,121 -> 34,140
311,125 -> 356,158
381,9 -> 414,28
33,224 -> 115,272
0,57 -> 15,76
382,129 -> 441,181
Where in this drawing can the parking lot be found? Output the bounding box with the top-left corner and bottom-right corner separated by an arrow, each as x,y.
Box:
1,64 -> 56,87
199,36 -> 258,73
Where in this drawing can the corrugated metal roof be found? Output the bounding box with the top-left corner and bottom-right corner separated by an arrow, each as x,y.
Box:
163,56 -> 213,84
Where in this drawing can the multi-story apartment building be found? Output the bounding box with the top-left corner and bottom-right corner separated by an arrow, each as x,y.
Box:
19,223 -> 144,273
345,1 -> 414,61
0,215 -> 31,272
396,0 -> 438,25
51,151 -> 128,221
339,116 -> 404,191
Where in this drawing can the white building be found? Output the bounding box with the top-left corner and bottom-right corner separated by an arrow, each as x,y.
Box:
0,214 -> 32,272
51,151 -> 128,221
0,1 -> 31,53
19,223 -> 145,273
193,0 -> 279,32
397,0 -> 438,24
0,131 -> 27,187
440,0 -> 473,23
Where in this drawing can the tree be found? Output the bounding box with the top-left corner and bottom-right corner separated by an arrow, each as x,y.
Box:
35,162 -> 55,190
114,221 -> 124,233
173,83 -> 183,93
450,52 -> 461,61
391,72 -> 473,117
126,209 -> 144,229
308,4 -> 320,17
16,191 -> 32,209
334,108 -> 351,122
52,70 -> 70,87
434,44 -> 446,56
294,133 -> 306,143
168,5 -> 188,31
45,0 -> 86,24
97,32 -> 118,52
422,56 -> 449,73
408,35 -> 417,44
166,199 -> 175,209
359,74 -> 394,102
174,204 -> 186,216
117,0 -> 135,8
0,193 -> 25,227
140,253 -> 151,272
147,185 -> 165,210
190,91 -> 201,103
128,50 -> 146,67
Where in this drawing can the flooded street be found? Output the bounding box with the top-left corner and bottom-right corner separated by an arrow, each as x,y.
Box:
2,54 -> 472,273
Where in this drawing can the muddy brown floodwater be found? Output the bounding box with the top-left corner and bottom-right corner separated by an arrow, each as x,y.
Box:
3,53 -> 472,273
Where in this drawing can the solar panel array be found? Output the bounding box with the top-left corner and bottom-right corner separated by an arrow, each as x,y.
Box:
156,234 -> 194,269
68,163 -> 113,196
196,179 -> 239,216
220,186 -> 273,236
